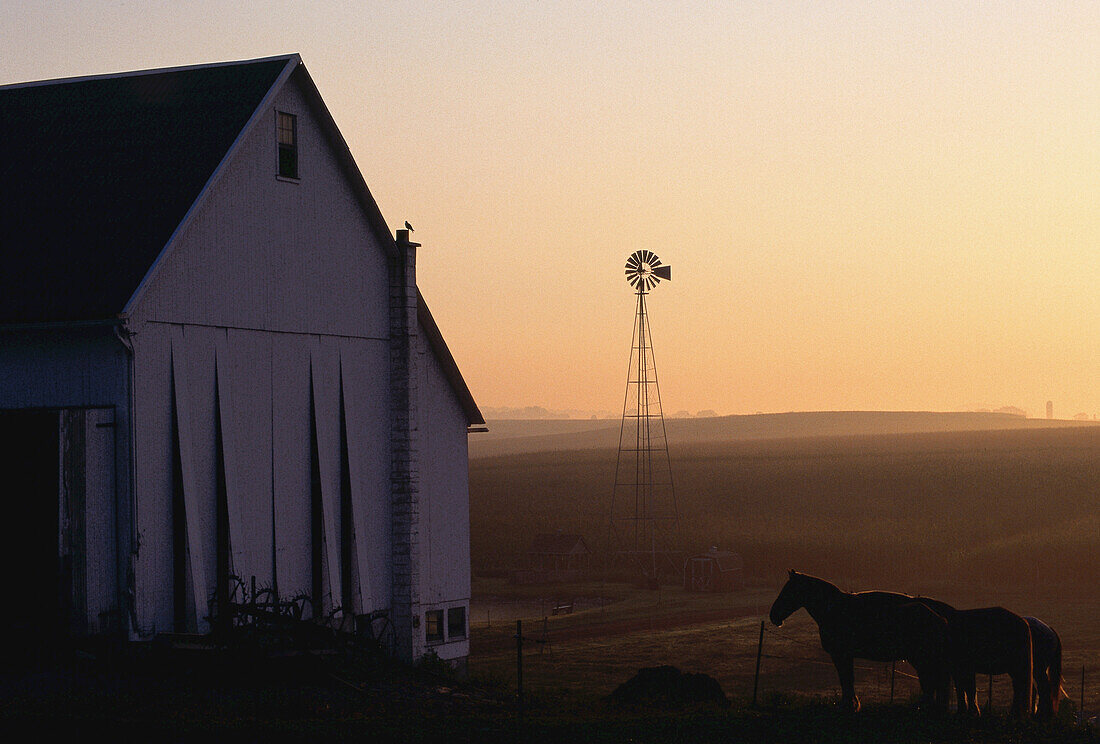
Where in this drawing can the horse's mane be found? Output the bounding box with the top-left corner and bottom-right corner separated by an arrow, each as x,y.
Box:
791,571 -> 845,596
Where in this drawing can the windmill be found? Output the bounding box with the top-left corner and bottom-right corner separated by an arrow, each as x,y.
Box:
607,250 -> 681,587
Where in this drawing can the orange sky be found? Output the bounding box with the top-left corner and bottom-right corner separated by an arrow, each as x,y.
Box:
3,2 -> 1097,417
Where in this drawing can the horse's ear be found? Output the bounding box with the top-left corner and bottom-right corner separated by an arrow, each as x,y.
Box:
788,569 -> 795,578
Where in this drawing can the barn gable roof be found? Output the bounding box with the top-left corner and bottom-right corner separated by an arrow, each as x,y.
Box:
0,55 -> 291,325
0,55 -> 483,426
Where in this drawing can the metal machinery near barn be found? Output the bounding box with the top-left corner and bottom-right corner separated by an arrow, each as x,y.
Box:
607,251 -> 682,587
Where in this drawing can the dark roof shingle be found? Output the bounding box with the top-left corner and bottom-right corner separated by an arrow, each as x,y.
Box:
0,57 -> 289,323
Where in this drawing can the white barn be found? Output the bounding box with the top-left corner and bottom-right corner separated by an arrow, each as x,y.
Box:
0,54 -> 484,666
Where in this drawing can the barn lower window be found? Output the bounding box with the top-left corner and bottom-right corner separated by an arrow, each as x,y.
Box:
447,607 -> 466,640
425,609 -> 444,644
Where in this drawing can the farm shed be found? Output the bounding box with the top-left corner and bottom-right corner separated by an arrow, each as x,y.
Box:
0,55 -> 483,667
510,533 -> 591,584
684,549 -> 744,592
529,533 -> 591,573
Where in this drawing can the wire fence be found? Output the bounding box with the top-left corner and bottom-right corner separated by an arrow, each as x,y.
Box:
474,608 -> 1095,724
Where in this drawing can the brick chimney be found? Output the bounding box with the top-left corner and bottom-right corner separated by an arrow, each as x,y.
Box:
390,228 -> 422,661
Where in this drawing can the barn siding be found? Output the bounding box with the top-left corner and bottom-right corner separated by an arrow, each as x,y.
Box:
0,327 -> 126,411
417,333 -> 471,661
132,77 -> 390,339
271,335 -> 313,604
339,337 -> 392,614
114,67 -> 473,658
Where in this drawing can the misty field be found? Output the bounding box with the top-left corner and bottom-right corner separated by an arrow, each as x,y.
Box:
469,424 -> 1100,719
471,425 -> 1100,591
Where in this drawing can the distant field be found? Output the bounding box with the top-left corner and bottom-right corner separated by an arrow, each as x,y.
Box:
469,417 -> 1100,716
471,424 -> 1100,589
470,410 -> 1098,458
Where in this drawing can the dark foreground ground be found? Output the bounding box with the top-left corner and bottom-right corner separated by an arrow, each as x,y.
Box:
1,651 -> 1097,743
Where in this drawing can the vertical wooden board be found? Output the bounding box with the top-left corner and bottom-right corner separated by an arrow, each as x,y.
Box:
131,323 -> 176,634
83,408 -> 117,633
171,325 -> 218,632
310,336 -> 344,611
218,329 -> 274,590
339,338 -> 392,612
417,340 -> 472,605
272,335 -> 312,598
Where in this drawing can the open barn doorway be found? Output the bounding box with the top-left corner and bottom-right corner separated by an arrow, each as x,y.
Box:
0,407 -> 119,664
0,409 -> 61,660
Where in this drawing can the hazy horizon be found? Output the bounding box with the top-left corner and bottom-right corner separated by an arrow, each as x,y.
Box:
480,403 -> 1091,421
3,2 -> 1096,417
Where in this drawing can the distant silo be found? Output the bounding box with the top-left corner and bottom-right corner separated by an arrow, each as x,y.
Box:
1047,401 -> 1054,419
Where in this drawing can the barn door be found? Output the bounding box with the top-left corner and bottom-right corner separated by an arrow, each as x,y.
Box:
59,408 -> 118,636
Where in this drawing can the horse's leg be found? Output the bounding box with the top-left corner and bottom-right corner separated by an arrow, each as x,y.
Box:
935,664 -> 951,714
1012,626 -> 1035,719
960,671 -> 979,716
1035,665 -> 1052,719
910,660 -> 946,714
1010,670 -> 1032,719
831,654 -> 860,713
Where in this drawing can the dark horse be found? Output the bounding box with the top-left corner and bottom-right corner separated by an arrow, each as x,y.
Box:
915,597 -> 1033,717
769,571 -> 950,712
1025,616 -> 1063,719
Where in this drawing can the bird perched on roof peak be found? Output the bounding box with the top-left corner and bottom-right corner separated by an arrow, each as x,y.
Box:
404,221 -> 414,232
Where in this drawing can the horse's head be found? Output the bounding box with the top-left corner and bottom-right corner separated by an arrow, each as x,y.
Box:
769,570 -> 805,627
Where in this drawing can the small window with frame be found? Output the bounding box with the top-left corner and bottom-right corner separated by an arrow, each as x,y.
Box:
425,609 -> 444,644
447,606 -> 466,639
277,111 -> 298,179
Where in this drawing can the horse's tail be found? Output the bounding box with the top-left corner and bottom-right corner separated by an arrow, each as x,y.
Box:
1021,618 -> 1034,717
1051,632 -> 1064,716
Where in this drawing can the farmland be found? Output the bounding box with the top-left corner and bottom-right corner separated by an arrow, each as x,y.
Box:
468,415 -> 1100,722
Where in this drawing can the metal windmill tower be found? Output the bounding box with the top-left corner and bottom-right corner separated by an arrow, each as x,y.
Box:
608,250 -> 681,586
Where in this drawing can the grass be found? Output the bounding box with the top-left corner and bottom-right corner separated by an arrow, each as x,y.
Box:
467,426 -> 1100,739
471,426 -> 1100,590
466,580 -> 1100,742
469,581 -> 1100,713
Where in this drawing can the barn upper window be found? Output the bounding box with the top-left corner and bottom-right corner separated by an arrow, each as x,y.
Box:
277,111 -> 298,179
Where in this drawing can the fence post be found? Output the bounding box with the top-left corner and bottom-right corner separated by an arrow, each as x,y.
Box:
890,661 -> 896,704
516,619 -> 524,718
1081,665 -> 1085,719
752,620 -> 764,708
988,673 -> 993,711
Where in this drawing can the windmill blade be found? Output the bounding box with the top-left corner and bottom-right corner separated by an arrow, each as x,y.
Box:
653,265 -> 671,281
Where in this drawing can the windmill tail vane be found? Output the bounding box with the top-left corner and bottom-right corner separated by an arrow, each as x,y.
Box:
625,250 -> 672,292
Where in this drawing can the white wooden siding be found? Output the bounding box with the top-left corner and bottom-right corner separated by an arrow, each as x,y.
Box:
132,81 -> 390,340
339,337 -> 392,613
0,328 -> 125,411
119,71 -> 473,658
416,333 -> 471,661
271,335 -> 313,603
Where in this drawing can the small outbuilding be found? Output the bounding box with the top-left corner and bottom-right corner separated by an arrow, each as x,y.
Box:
684,548 -> 744,592
529,533 -> 591,573
510,533 -> 591,584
